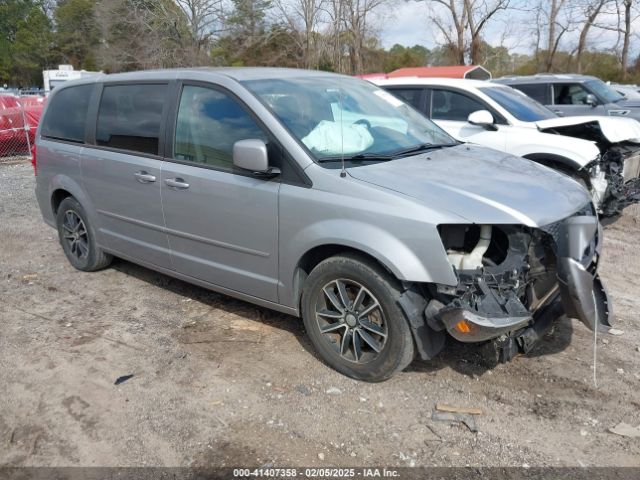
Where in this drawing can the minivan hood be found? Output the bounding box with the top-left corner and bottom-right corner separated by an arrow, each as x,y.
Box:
536,116 -> 640,144
348,145 -> 591,227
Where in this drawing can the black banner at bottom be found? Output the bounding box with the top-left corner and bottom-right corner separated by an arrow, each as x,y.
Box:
0,468 -> 639,480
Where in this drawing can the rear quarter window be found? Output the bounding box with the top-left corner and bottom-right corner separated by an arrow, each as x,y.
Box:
40,84 -> 94,143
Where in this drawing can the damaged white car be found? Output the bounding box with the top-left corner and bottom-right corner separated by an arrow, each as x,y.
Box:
373,77 -> 640,216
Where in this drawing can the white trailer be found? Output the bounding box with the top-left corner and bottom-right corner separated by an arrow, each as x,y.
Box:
43,65 -> 101,94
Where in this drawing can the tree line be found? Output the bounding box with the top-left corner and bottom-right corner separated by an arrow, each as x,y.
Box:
1,0 -> 639,88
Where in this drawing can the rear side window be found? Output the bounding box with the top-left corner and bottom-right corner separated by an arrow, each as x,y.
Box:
173,85 -> 267,169
386,88 -> 424,111
512,83 -> 549,104
41,84 -> 93,143
96,84 -> 167,155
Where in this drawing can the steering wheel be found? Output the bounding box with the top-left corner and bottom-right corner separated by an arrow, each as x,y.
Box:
353,119 -> 372,129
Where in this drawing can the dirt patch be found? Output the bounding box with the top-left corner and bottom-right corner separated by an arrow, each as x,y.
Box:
1,161 -> 639,467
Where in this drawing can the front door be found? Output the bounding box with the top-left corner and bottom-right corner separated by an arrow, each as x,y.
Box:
161,84 -> 280,302
551,83 -> 607,116
430,88 -> 507,151
82,83 -> 172,268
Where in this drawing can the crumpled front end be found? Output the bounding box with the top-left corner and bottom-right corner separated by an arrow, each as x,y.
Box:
538,118 -> 640,215
425,206 -> 612,360
596,143 -> 640,216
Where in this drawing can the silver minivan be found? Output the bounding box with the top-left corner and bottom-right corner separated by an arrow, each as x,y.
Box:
35,68 -> 611,381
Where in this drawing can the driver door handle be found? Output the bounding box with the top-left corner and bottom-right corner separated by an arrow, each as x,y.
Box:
165,178 -> 190,189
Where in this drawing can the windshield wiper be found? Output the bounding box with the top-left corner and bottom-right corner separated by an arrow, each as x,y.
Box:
316,143 -> 460,163
317,153 -> 394,163
389,142 -> 460,158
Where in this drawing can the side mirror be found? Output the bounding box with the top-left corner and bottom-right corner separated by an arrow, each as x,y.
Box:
467,110 -> 497,131
233,139 -> 280,177
585,94 -> 598,107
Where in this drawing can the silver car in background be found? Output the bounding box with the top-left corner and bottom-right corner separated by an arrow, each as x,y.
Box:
34,68 -> 611,381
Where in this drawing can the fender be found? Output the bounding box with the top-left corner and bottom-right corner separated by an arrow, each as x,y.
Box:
501,123 -> 599,168
278,218 -> 458,309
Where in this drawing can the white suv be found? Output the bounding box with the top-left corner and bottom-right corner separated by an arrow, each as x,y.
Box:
372,77 -> 640,216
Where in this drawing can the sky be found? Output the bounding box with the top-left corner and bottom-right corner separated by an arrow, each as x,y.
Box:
378,1 -> 531,52
377,1 -> 636,57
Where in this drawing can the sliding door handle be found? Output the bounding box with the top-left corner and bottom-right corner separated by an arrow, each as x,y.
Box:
165,178 -> 190,189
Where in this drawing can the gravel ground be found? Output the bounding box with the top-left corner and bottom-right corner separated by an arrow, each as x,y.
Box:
1,161 -> 639,468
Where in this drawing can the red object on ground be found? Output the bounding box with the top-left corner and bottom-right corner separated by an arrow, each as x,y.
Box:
0,95 -> 45,156
23,104 -> 43,143
31,143 -> 37,175
387,65 -> 491,80
19,95 -> 46,107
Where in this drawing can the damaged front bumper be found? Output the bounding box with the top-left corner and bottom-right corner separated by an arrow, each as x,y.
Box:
554,216 -> 612,331
425,213 -> 612,350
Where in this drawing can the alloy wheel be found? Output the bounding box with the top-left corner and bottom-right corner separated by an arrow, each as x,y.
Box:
61,210 -> 89,260
314,279 -> 388,364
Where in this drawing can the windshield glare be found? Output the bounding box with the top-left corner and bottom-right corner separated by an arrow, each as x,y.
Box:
243,76 -> 455,163
586,79 -> 624,103
480,86 -> 556,122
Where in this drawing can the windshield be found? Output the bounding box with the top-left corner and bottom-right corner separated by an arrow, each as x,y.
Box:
586,79 -> 624,103
243,76 -> 455,164
479,86 -> 556,122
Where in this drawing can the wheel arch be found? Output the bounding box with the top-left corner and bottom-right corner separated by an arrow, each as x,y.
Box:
522,153 -> 592,185
522,152 -> 582,172
48,174 -> 97,218
292,244 -> 406,316
51,188 -> 73,214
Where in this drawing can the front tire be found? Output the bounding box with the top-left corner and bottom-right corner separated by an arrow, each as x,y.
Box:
301,253 -> 415,382
56,197 -> 112,271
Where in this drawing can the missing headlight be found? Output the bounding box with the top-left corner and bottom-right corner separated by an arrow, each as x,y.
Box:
429,226 -> 559,344
438,224 -> 509,270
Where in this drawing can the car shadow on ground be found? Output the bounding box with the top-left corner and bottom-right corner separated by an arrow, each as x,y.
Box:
111,258 -> 575,379
408,318 -> 574,377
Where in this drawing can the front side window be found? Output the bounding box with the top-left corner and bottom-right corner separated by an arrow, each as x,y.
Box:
96,84 -> 167,155
243,76 -> 454,164
173,85 -> 267,169
553,83 -> 592,105
479,86 -> 555,122
41,84 -> 93,142
431,89 -> 486,121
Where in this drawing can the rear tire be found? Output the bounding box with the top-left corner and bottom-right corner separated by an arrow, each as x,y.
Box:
301,253 -> 415,382
56,197 -> 112,271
